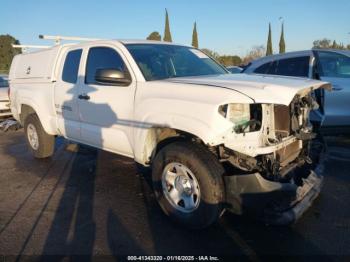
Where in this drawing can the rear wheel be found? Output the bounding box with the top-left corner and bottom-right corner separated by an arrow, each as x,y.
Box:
24,114 -> 55,158
152,141 -> 225,229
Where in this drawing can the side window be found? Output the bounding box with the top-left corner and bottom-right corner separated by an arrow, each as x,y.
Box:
267,61 -> 278,74
274,56 -> 310,77
85,47 -> 128,84
62,49 -> 82,84
254,61 -> 278,75
254,62 -> 272,74
317,51 -> 350,78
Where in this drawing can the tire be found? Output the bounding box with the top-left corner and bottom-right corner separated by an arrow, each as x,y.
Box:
152,141 -> 225,229
24,114 -> 55,158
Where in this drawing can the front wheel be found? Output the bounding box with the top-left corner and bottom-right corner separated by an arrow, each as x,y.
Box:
152,141 -> 225,229
24,114 -> 55,158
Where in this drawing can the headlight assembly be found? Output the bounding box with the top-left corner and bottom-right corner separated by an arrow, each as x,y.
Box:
218,103 -> 262,133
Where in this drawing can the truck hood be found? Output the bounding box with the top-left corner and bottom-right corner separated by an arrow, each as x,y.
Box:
165,74 -> 332,105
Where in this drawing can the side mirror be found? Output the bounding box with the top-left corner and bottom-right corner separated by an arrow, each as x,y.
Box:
95,69 -> 131,86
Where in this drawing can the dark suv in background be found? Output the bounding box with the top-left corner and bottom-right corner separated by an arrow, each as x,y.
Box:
243,49 -> 350,133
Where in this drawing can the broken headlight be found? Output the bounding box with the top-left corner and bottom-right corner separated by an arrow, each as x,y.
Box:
218,103 -> 262,133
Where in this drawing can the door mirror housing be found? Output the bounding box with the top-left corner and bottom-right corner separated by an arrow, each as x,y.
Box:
95,69 -> 131,86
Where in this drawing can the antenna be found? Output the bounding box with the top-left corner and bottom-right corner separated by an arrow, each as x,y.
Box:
39,34 -> 103,45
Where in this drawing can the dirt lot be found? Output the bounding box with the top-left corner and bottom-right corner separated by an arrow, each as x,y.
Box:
0,130 -> 349,261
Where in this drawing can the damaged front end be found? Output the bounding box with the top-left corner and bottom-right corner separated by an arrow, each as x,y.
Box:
216,92 -> 325,225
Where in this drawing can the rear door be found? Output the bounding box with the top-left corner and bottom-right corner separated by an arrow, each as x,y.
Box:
314,51 -> 350,126
54,48 -> 83,139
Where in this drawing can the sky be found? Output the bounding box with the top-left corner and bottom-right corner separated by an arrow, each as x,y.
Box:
1,0 -> 349,56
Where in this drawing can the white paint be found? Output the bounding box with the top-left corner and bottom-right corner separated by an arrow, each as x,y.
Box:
0,87 -> 11,116
9,40 -> 330,165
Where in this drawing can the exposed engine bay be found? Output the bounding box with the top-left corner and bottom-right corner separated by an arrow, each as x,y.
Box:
214,92 -> 325,224
216,93 -> 321,183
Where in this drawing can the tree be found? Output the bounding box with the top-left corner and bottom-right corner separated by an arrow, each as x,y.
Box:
192,22 -> 199,48
231,55 -> 242,66
0,35 -> 21,74
266,23 -> 273,56
332,40 -> 337,49
218,55 -> 242,66
313,38 -> 332,49
147,31 -> 161,41
163,9 -> 172,42
313,38 -> 349,50
279,22 -> 286,54
242,45 -> 266,64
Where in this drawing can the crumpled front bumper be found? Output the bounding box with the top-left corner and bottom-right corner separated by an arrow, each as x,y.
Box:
224,154 -> 324,225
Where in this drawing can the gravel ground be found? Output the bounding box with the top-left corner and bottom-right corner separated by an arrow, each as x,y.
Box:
0,130 -> 349,261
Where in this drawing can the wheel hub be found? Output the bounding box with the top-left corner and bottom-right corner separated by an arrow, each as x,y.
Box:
162,162 -> 200,213
175,176 -> 194,195
27,123 -> 39,150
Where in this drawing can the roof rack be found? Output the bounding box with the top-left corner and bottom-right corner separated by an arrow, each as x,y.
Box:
12,44 -> 51,52
12,34 -> 104,53
39,34 -> 103,45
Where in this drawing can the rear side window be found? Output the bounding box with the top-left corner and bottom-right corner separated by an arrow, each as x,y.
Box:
274,56 -> 310,77
254,56 -> 309,77
85,47 -> 127,84
254,62 -> 272,74
62,49 -> 82,84
254,61 -> 278,74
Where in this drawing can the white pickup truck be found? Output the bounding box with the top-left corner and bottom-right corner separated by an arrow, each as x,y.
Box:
9,40 -> 331,228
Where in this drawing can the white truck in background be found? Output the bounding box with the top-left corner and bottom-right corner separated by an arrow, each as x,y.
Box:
9,39 -> 331,228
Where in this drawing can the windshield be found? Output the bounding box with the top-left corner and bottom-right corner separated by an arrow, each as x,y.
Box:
125,44 -> 227,81
0,77 -> 9,88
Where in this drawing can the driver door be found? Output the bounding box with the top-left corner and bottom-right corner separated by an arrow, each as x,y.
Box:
76,45 -> 136,157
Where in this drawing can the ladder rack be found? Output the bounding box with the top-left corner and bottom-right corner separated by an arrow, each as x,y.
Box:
12,44 -> 51,52
12,34 -> 105,52
39,34 -> 103,44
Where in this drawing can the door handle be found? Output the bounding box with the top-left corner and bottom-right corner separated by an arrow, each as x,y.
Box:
78,94 -> 90,100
